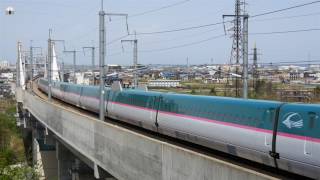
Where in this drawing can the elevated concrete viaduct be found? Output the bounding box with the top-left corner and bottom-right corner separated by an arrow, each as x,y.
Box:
16,88 -> 280,180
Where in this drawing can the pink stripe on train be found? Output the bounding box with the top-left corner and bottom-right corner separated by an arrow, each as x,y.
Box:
110,101 -> 157,112
159,111 -> 320,143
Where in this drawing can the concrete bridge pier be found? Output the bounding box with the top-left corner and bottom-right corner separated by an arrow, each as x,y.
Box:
55,141 -> 115,180
56,141 -> 75,180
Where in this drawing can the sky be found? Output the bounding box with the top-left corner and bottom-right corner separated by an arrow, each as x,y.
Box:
0,0 -> 319,66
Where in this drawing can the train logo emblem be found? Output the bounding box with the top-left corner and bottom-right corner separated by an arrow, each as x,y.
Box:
282,112 -> 303,129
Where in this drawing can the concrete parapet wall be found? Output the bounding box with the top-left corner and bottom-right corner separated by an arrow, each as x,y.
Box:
15,88 -> 23,103
19,89 -> 278,180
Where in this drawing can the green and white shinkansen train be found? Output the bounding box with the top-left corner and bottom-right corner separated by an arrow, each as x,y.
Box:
38,78 -> 320,179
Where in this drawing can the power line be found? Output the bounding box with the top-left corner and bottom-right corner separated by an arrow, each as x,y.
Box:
251,28 -> 320,35
107,34 -> 130,45
99,1 -> 320,58
139,34 -> 225,52
142,28 -> 220,45
67,1 -> 191,46
62,0 -> 320,51
110,0 -> 192,22
135,21 -> 225,35
250,11 -> 320,22
107,27 -> 319,55
129,0 -> 191,18
106,34 -> 225,55
134,1 -> 320,36
67,27 -> 98,42
251,0 -> 320,18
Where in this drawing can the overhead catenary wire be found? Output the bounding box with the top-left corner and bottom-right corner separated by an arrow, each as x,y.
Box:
133,1 -> 320,36
66,0 -> 320,51
251,0 -> 320,18
142,28 -> 221,45
250,11 -> 320,22
134,21 -> 226,36
108,26 -> 320,55
250,28 -> 320,35
109,0 -> 192,22
107,34 -> 131,45
67,0 -> 320,61
140,34 -> 225,52
107,34 -> 225,56
129,0 -> 191,18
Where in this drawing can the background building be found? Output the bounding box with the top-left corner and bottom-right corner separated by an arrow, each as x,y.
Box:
0,61 -> 10,69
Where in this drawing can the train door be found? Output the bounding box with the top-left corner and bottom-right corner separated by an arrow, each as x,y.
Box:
108,91 -> 116,114
263,108 -> 275,148
275,105 -> 312,171
152,95 -> 162,129
105,90 -> 110,115
79,87 -> 84,108
304,112 -> 317,156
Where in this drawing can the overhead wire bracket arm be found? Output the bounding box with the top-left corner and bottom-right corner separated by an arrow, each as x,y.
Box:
106,13 -> 130,35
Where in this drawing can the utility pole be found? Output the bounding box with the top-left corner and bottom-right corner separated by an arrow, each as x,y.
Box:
98,0 -> 129,122
61,59 -> 65,82
83,47 -> 95,70
29,44 -> 33,82
83,46 -> 96,85
252,43 -> 260,89
99,0 -> 106,122
64,50 -> 77,84
29,43 -> 42,90
48,29 -> 52,101
121,39 -> 138,87
17,42 -> 22,88
242,15 -> 249,99
187,57 -> 189,80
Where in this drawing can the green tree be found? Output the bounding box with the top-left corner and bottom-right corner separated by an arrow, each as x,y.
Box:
210,87 -> 217,96
0,99 -> 38,180
315,86 -> 320,97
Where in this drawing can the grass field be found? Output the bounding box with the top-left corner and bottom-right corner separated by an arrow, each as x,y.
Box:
0,98 -> 38,179
149,80 -> 320,103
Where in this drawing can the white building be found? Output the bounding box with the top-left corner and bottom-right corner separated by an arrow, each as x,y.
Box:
278,65 -> 306,72
309,65 -> 320,71
0,61 -> 10,69
148,80 -> 181,87
75,72 -> 93,85
0,73 -> 14,81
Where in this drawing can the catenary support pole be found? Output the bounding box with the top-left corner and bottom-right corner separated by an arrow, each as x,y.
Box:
133,39 -> 138,87
63,50 -> 77,84
83,46 -> 96,85
30,45 -> 33,88
99,0 -> 106,121
48,30 -> 52,101
242,15 -> 249,99
17,42 -> 21,87
61,60 -> 64,82
121,39 -> 138,87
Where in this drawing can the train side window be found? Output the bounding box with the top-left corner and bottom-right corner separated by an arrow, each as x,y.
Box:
264,108 -> 275,122
308,112 -> 317,129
